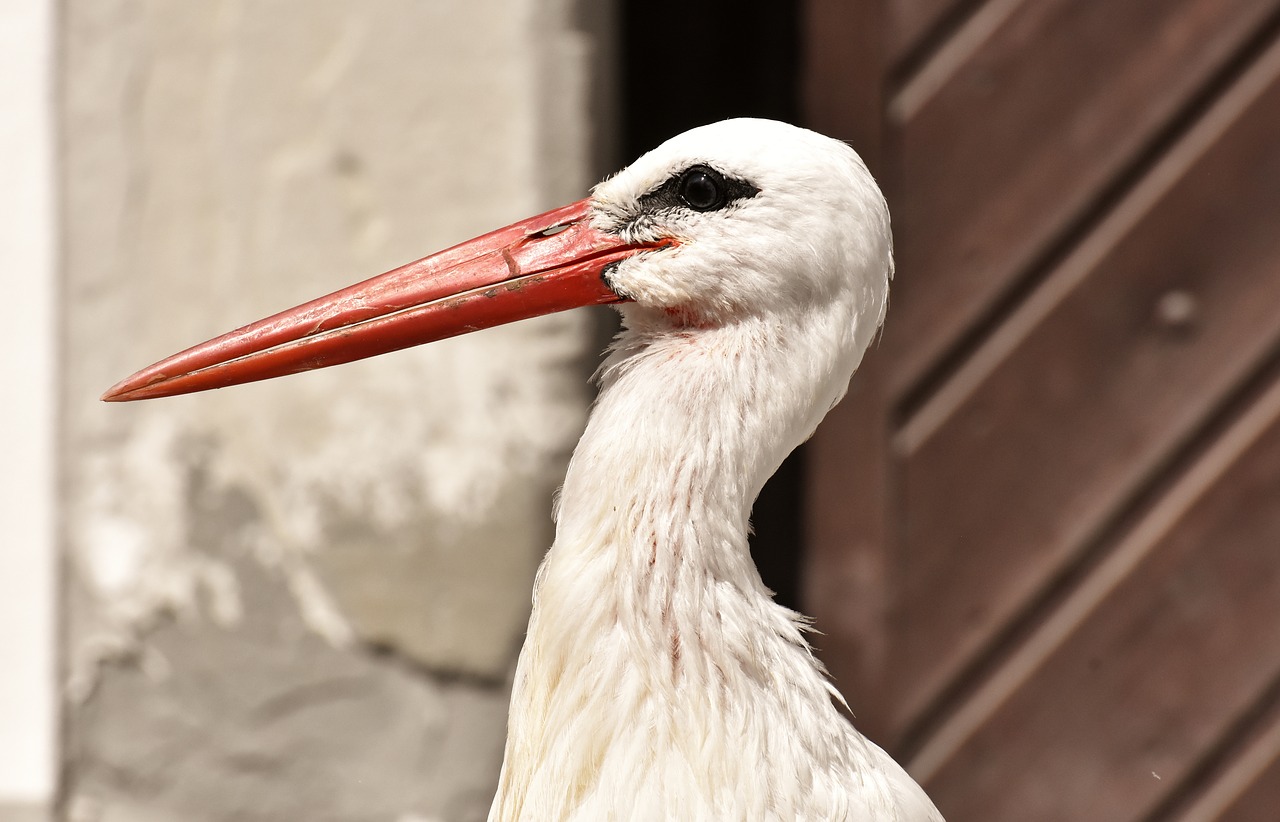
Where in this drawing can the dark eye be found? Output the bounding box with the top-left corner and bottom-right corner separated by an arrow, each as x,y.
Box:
633,164 -> 759,218
677,166 -> 727,211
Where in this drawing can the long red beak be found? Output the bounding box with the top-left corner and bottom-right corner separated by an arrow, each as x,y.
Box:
102,199 -> 666,402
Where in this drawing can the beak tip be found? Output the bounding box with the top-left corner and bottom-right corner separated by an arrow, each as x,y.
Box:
101,371 -> 156,403
100,384 -> 130,402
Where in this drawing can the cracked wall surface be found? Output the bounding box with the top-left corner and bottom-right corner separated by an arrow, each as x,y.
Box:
60,2 -> 612,820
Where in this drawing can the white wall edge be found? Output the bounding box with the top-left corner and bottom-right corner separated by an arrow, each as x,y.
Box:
0,0 -> 57,806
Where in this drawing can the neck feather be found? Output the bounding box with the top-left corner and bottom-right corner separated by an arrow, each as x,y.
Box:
490,310 -> 878,820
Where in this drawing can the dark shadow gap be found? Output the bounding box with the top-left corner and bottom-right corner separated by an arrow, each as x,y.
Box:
619,0 -> 805,609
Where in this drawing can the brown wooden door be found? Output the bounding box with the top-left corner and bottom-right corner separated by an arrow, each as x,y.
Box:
801,2 -> 1280,819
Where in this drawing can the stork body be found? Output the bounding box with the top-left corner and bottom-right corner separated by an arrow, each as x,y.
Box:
105,119 -> 944,821
491,122 -> 939,821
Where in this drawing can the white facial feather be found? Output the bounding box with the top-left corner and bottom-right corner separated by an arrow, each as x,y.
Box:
490,119 -> 940,822
592,118 -> 892,335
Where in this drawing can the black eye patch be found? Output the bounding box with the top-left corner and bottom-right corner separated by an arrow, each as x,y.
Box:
637,164 -> 760,215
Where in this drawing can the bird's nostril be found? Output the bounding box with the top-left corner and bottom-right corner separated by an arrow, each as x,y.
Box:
531,222 -> 572,238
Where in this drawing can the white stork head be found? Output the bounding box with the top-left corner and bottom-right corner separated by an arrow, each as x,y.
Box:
102,118 -> 892,444
595,118 -> 890,334
580,120 -> 894,493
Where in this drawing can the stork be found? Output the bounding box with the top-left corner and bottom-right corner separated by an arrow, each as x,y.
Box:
104,118 -> 944,821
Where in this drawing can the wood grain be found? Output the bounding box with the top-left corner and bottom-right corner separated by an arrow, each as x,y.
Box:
888,0 -> 972,68
801,0 -> 899,744
891,39 -> 1280,731
887,0 -> 1279,396
1174,701 -> 1280,822
921,372 -> 1280,821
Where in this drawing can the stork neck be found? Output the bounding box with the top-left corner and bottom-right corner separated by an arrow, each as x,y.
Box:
530,308 -> 852,685
557,313 -> 816,583
489,310 -> 877,821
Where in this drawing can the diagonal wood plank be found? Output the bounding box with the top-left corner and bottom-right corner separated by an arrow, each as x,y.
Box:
890,33 -> 1280,732
888,0 -> 1280,398
1171,696 -> 1280,822
888,0 -> 983,71
914,362 -> 1280,821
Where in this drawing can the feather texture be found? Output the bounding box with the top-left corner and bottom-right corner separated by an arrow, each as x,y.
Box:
489,120 -> 942,822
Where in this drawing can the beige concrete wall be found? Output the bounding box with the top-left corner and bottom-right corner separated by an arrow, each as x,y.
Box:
60,2 -> 613,820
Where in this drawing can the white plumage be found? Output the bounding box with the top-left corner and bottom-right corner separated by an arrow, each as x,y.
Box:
489,120 -> 942,821
105,117 -> 944,822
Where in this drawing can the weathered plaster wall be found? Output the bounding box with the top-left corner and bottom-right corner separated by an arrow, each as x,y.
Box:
60,2 -> 612,820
